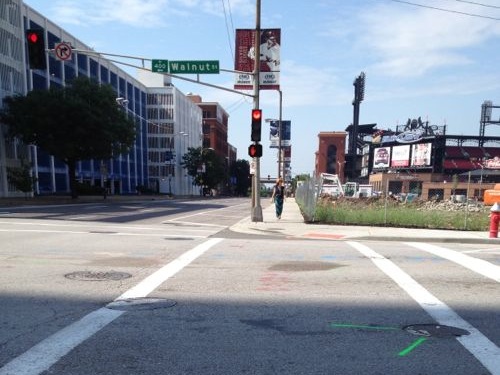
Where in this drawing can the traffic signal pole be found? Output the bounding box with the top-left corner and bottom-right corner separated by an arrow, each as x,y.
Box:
251,0 -> 263,222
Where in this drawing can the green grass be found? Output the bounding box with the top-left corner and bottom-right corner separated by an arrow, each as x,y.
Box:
308,200 -> 489,231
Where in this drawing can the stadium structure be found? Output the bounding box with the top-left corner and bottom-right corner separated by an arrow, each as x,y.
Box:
317,101 -> 500,201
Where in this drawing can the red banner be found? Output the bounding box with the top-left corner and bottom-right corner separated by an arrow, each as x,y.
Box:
234,29 -> 281,91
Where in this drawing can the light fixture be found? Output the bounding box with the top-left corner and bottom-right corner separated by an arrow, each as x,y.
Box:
115,97 -> 129,105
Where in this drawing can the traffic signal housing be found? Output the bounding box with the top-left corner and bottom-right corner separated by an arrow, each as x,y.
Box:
251,109 -> 262,142
26,29 -> 46,69
248,143 -> 262,158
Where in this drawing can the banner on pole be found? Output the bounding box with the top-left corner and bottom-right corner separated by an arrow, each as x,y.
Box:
269,120 -> 291,148
234,28 -> 281,91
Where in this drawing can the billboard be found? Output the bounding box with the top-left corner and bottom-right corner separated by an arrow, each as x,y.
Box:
373,147 -> 390,169
411,142 -> 432,167
391,145 -> 410,167
234,29 -> 280,90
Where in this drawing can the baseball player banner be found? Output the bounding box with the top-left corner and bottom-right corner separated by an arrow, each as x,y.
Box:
234,28 -> 280,90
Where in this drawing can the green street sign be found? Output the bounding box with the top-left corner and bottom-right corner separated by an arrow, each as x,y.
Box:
152,59 -> 169,73
169,60 -> 219,74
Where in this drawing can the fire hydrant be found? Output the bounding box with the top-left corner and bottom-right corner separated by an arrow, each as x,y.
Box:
489,202 -> 500,238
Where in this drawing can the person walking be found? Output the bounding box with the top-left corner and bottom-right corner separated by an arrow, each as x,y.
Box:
271,177 -> 285,219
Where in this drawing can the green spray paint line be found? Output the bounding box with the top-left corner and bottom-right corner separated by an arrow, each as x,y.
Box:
398,337 -> 427,357
329,323 -> 399,331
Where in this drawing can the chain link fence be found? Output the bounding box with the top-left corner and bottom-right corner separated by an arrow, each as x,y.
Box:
294,176 -> 320,222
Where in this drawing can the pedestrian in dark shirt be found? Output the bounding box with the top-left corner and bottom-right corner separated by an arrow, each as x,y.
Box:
270,177 -> 285,219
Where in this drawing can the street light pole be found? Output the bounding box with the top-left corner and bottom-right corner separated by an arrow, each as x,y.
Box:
251,0 -> 263,222
265,89 -> 283,179
177,131 -> 188,195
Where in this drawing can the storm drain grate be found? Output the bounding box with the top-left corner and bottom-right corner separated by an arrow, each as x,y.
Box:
403,324 -> 470,338
64,271 -> 132,281
106,297 -> 177,311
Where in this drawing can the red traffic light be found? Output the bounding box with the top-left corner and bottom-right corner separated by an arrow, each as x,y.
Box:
25,29 -> 46,69
252,109 -> 262,121
27,32 -> 39,44
251,109 -> 262,142
248,144 -> 262,158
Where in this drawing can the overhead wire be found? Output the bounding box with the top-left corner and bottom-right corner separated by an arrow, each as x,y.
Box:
221,0 -> 235,64
388,0 -> 500,20
452,0 -> 500,9
226,0 -> 236,54
219,0 -> 253,113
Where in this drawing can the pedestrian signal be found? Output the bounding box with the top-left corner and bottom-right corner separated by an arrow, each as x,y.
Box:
248,143 -> 262,158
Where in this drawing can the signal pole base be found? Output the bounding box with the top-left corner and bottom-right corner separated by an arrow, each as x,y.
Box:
251,206 -> 263,222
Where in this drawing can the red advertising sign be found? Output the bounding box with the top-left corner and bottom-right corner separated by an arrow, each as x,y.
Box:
234,28 -> 280,90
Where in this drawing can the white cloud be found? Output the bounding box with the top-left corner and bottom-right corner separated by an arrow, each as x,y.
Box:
51,0 -> 170,27
50,0 -> 254,27
353,2 -> 500,77
174,0 -> 254,17
278,60 -> 347,107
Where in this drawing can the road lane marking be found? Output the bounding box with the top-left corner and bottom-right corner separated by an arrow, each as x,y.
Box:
406,242 -> 500,283
0,229 -> 88,234
116,238 -> 223,300
0,228 -> 206,238
347,241 -> 500,375
0,238 -> 223,375
163,220 -> 227,228
0,220 -> 213,233
168,202 -> 248,223
0,308 -> 124,375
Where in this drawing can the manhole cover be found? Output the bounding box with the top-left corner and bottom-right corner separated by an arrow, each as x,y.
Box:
403,324 -> 470,338
269,261 -> 344,272
65,271 -> 132,281
106,297 -> 177,311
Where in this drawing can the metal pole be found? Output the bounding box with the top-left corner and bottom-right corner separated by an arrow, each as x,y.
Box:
465,171 -> 471,230
251,0 -> 263,222
278,89 -> 282,179
479,164 -> 483,200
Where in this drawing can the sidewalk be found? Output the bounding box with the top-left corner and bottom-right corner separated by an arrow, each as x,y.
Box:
230,198 -> 498,244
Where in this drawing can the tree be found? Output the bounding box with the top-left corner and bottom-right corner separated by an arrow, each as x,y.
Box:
181,147 -> 226,192
230,159 -> 251,196
0,77 -> 136,198
7,159 -> 37,198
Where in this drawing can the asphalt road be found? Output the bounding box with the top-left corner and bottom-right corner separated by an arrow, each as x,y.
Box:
0,197 -> 499,374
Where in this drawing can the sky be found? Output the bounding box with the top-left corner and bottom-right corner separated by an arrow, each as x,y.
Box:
23,0 -> 500,178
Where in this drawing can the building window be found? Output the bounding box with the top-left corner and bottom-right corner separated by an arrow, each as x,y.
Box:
428,188 -> 444,200
326,145 -> 337,174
